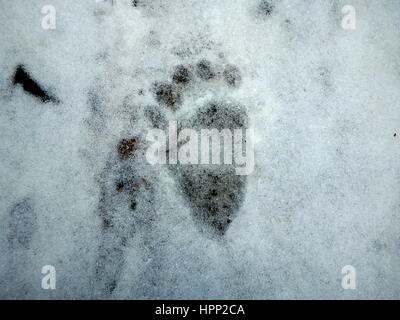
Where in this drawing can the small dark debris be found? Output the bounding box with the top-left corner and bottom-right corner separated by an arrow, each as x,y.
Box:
12,65 -> 59,103
130,201 -> 137,210
394,133 -> 397,137
118,138 -> 138,157
116,182 -> 124,192
196,59 -> 216,81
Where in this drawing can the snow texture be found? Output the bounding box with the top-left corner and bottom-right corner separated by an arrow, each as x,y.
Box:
0,0 -> 399,299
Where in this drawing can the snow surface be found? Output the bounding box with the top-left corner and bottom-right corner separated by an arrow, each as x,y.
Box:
0,0 -> 399,299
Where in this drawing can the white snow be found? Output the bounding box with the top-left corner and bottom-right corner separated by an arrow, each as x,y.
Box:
0,0 -> 399,299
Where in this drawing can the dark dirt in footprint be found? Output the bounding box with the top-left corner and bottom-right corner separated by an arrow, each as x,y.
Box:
118,137 -> 138,158
7,198 -> 36,250
170,101 -> 248,236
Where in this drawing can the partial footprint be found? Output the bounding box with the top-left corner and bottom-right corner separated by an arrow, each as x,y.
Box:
94,134 -> 158,297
